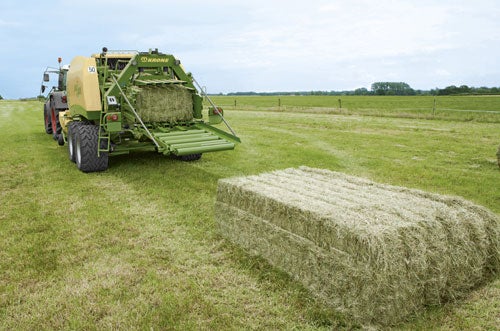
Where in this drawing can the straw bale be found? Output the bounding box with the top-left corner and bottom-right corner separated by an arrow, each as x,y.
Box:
215,166 -> 500,326
133,84 -> 194,123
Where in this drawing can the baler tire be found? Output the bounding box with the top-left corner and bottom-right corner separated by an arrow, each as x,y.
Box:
44,104 -> 53,134
67,122 -> 77,163
75,124 -> 108,173
179,153 -> 202,161
57,133 -> 65,146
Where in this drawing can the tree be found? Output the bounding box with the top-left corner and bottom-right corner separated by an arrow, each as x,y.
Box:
371,82 -> 390,95
0,95 -> 3,100
354,87 -> 369,95
371,82 -> 415,96
459,85 -> 471,94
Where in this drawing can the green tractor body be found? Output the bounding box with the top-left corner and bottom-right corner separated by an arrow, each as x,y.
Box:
41,48 -> 239,172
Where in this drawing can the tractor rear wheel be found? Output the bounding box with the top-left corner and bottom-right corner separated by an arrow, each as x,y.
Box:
50,99 -> 62,140
44,104 -> 53,134
74,124 -> 108,172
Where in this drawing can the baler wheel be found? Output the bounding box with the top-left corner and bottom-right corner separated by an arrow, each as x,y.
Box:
67,122 -> 77,162
179,153 -> 202,161
57,133 -> 65,146
74,124 -> 108,172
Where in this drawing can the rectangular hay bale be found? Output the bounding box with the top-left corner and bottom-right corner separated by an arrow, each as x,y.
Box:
215,166 -> 500,326
133,84 -> 194,123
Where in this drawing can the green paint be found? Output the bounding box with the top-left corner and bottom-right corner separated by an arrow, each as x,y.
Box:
62,48 -> 239,161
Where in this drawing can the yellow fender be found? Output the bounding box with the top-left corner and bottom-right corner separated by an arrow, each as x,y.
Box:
58,110 -> 72,134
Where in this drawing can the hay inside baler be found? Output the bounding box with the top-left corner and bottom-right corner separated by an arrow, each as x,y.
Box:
133,84 -> 194,123
215,167 -> 500,326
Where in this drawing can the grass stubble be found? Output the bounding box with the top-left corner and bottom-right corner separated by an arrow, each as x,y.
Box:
0,98 -> 499,330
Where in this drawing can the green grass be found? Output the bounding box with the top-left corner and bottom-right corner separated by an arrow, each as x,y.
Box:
211,95 -> 500,122
0,98 -> 499,330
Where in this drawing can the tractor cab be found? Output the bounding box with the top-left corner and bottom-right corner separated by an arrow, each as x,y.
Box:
41,58 -> 69,95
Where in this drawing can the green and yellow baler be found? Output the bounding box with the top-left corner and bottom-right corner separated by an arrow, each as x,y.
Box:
42,47 -> 239,172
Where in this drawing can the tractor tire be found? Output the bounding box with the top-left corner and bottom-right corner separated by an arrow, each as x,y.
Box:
50,99 -> 62,140
44,104 -> 53,134
67,122 -> 77,162
179,153 -> 202,161
74,124 -> 108,173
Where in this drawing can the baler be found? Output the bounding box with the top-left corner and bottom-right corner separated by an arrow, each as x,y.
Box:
41,47 -> 239,172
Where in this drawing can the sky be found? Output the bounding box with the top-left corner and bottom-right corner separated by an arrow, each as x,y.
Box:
0,0 -> 499,99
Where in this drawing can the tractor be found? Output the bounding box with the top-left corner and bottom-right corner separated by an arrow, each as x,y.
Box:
41,57 -> 68,146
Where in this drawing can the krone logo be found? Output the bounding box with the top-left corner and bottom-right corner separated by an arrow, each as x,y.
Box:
140,56 -> 169,63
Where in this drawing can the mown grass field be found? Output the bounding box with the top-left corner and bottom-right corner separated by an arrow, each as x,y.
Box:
1,97 -> 499,330
211,95 -> 500,122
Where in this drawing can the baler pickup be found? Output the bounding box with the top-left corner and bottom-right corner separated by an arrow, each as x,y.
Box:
152,127 -> 236,156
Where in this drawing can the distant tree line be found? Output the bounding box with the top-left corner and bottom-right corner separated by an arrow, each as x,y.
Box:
223,83 -> 500,97
435,85 -> 500,95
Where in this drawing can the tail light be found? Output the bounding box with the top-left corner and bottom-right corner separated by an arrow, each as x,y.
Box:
106,114 -> 119,121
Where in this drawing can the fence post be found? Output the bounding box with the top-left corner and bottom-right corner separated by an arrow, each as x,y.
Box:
338,98 -> 342,109
433,98 -> 436,116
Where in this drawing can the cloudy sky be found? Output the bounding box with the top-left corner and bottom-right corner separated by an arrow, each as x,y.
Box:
0,0 -> 499,98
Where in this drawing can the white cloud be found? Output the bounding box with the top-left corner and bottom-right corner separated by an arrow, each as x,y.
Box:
182,0 -> 458,73
0,0 -> 499,97
435,69 -> 451,77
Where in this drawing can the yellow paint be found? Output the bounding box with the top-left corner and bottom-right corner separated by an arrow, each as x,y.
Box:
58,110 -> 71,133
67,56 -> 101,112
92,53 -> 135,59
